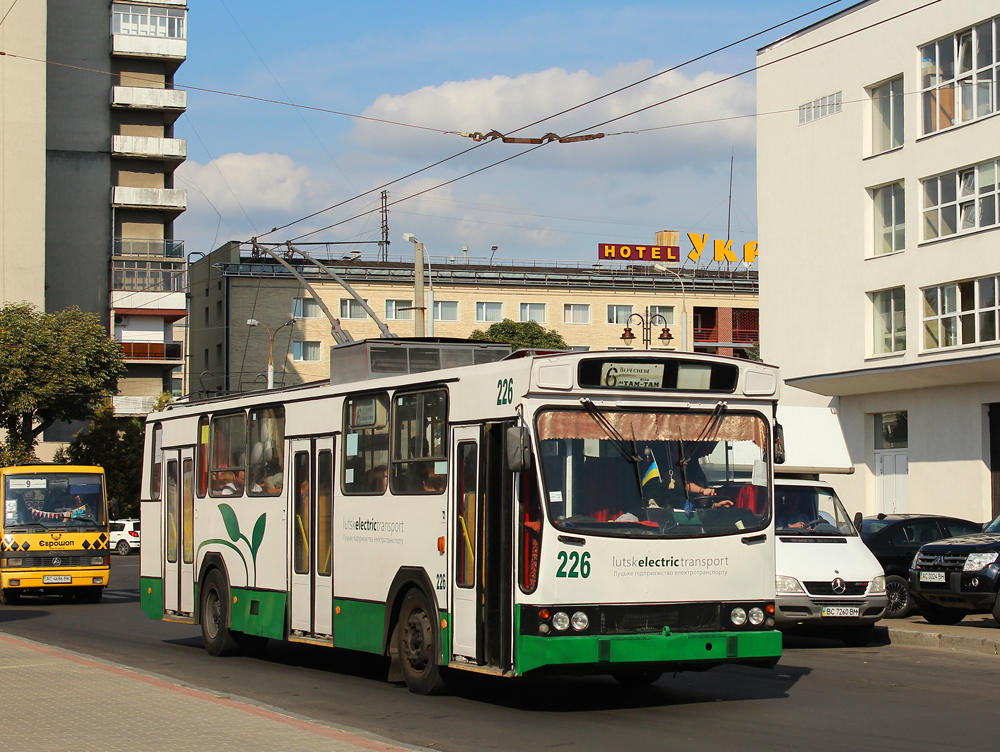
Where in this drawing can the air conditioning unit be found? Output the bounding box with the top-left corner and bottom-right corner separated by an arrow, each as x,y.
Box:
114,314 -> 129,326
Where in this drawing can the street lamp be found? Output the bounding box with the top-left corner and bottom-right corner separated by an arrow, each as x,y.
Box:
402,233 -> 434,337
247,318 -> 293,389
621,307 -> 673,350
653,261 -> 688,352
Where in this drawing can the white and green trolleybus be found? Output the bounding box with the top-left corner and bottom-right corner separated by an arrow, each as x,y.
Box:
140,339 -> 785,693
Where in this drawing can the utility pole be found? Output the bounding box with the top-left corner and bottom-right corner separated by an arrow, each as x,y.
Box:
378,190 -> 389,262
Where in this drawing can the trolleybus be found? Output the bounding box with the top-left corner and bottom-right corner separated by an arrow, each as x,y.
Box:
0,464 -> 110,604
140,340 -> 784,693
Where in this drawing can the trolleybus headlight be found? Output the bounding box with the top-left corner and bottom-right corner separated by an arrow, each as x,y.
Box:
539,623 -> 550,635
552,611 -> 570,631
730,607 -> 747,626
5,558 -> 22,567
748,607 -> 764,625
90,556 -> 105,566
571,611 -> 589,631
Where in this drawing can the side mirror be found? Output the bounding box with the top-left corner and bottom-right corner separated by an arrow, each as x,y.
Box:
853,511 -> 863,533
506,425 -> 533,473
773,423 -> 785,465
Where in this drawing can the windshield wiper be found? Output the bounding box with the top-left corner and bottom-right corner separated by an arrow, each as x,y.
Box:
580,398 -> 643,499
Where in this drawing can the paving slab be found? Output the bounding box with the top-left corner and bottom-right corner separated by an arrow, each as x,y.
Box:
0,633 -> 419,752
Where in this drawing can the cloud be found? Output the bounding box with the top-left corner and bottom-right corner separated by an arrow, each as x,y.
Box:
176,152 -> 325,214
350,62 -> 755,170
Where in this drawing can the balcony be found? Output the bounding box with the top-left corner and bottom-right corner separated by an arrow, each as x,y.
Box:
112,289 -> 186,314
112,186 -> 186,212
112,135 -> 186,163
112,86 -> 187,121
111,34 -> 186,61
120,341 -> 183,363
114,238 -> 184,259
693,328 -> 759,344
112,395 -> 159,417
111,4 -> 187,61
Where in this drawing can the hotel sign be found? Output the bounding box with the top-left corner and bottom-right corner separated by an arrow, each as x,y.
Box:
598,244 -> 680,263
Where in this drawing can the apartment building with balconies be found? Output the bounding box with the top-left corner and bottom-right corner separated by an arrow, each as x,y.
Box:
1,1 -> 189,434
757,0 -> 1000,522
189,242 -> 759,396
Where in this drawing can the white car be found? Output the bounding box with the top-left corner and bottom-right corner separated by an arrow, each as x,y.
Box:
109,518 -> 140,556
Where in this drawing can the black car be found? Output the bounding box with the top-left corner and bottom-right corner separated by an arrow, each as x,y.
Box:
909,515 -> 1000,625
860,514 -> 982,618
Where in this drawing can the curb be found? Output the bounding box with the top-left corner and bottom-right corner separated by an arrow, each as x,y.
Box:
879,623 -> 1000,656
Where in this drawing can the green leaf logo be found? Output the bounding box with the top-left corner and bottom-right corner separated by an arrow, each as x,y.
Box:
250,513 -> 266,560
219,503 -> 241,543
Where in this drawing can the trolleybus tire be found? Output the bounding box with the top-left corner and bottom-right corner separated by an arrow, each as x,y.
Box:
201,569 -> 241,656
396,588 -> 446,695
612,670 -> 663,686
0,588 -> 20,605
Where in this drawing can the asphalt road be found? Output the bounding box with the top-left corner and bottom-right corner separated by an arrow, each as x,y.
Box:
1,556 -> 997,752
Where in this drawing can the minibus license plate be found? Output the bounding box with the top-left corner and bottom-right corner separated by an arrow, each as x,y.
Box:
43,575 -> 72,584
822,606 -> 859,617
919,571 -> 945,582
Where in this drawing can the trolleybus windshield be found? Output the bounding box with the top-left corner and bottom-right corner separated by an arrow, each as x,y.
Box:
536,407 -> 770,538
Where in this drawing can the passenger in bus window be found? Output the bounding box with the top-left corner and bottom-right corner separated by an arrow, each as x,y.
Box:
215,471 -> 238,496
419,464 -> 445,493
368,465 -> 388,493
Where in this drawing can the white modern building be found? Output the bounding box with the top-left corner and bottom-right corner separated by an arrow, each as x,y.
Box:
758,0 -> 1000,522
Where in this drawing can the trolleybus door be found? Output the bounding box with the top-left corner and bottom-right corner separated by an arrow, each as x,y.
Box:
289,437 -> 335,636
313,437 -> 335,637
450,427 -> 480,660
179,448 -> 196,614
162,450 -> 181,613
289,439 -> 313,633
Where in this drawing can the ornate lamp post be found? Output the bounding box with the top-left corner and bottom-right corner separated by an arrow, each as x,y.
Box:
621,307 -> 673,350
247,318 -> 294,389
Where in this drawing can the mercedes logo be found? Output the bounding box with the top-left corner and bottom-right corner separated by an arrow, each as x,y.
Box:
52,557 -> 61,567
831,577 -> 846,594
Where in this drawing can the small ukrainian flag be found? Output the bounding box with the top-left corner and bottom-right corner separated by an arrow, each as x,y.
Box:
641,457 -> 660,486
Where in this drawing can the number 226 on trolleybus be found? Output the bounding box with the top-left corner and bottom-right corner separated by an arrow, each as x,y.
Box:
139,341 -> 785,693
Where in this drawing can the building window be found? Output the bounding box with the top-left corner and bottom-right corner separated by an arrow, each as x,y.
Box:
434,301 -> 459,321
923,275 -> 1000,350
875,412 -> 908,449
921,19 -> 998,134
385,299 -> 412,320
564,304 -> 590,324
293,297 -> 320,319
112,4 -> 186,39
520,303 -> 545,323
607,305 -> 633,325
170,366 -> 183,397
649,305 -> 675,324
215,300 -> 223,321
872,287 -> 906,354
871,76 -> 904,153
922,158 -> 998,240
798,91 -> 842,125
873,182 -> 905,254
339,299 -> 368,320
293,341 -> 321,362
476,302 -> 503,323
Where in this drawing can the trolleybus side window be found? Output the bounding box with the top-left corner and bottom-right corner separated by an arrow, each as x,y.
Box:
391,389 -> 448,495
318,450 -> 333,577
209,412 -> 246,497
248,406 -> 285,497
150,423 -> 163,500
343,393 -> 389,494
166,459 -> 178,563
518,461 -> 542,593
456,442 -> 477,588
196,416 -> 209,497
293,452 -> 310,575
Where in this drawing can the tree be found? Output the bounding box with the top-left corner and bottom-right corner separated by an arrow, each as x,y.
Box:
55,400 -> 145,518
0,303 -> 125,459
468,319 -> 568,351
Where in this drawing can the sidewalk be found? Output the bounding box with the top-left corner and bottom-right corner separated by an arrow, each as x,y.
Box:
0,633 -> 419,752
879,613 -> 1000,656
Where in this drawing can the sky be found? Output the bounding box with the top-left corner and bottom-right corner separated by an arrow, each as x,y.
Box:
174,0 -> 852,267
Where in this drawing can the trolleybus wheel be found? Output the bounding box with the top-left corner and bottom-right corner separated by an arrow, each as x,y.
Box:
396,588 -> 446,695
0,588 -> 20,605
201,569 -> 241,656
